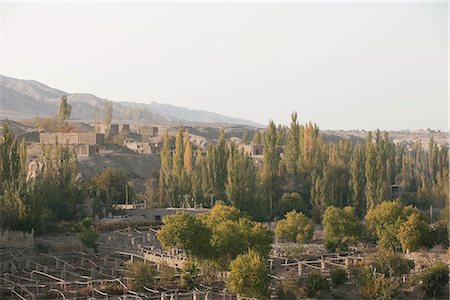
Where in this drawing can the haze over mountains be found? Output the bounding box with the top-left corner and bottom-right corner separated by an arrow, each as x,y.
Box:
0,74 -> 262,127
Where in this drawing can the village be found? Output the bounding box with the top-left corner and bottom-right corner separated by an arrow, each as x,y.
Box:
0,114 -> 447,300
1,2 -> 449,296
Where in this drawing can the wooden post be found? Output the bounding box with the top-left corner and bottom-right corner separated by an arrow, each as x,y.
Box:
298,262 -> 303,276
320,260 -> 326,274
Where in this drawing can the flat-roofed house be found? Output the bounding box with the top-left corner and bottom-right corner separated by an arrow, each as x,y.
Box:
138,126 -> 159,137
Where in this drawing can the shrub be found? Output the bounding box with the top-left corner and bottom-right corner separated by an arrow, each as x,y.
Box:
275,210 -> 314,243
363,274 -> 401,300
180,261 -> 199,289
78,218 -> 99,252
371,249 -> 414,277
353,265 -> 401,300
324,239 -> 338,252
430,221 -> 449,248
228,250 -> 269,299
324,238 -> 348,252
322,206 -> 364,248
277,192 -> 310,218
397,213 -> 431,252
126,260 -> 157,292
365,201 -> 421,251
420,262 -> 449,296
330,268 -> 347,288
305,272 -> 329,298
276,277 -> 300,300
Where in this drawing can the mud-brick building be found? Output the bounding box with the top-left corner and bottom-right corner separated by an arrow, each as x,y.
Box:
96,123 -> 129,136
124,141 -> 151,154
137,126 -> 159,137
40,132 -> 79,145
238,142 -> 264,158
77,144 -> 100,157
119,124 -> 130,132
78,133 -> 105,145
40,132 -> 105,145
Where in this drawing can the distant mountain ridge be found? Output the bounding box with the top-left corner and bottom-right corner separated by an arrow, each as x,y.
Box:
0,74 -> 262,127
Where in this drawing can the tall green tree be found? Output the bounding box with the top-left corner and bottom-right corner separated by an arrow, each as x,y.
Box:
322,206 -> 364,249
365,132 -> 381,210
158,212 -> 212,259
211,128 -> 228,201
226,144 -> 258,217
283,112 -> 300,176
262,120 -> 281,218
349,143 -> 366,217
159,130 -> 171,205
91,168 -> 128,214
103,99 -> 113,135
57,95 -> 71,122
275,210 -> 314,243
228,250 -> 269,300
252,130 -> 262,144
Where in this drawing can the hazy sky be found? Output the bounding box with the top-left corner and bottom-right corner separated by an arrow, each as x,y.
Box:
2,2 -> 448,130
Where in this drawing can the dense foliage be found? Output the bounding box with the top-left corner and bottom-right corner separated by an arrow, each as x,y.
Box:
275,210 -> 314,243
0,121 -> 83,232
419,261 -> 449,296
227,250 -> 270,300
156,112 -> 448,225
78,217 -> 99,252
365,201 -> 431,251
158,203 -> 273,270
126,260 -> 157,292
369,249 -> 415,277
57,95 -> 72,122
322,206 -> 364,250
330,268 -> 347,288
305,272 -> 330,298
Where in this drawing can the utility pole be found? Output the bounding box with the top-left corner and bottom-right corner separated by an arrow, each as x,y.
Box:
270,195 -> 273,219
430,205 -> 433,223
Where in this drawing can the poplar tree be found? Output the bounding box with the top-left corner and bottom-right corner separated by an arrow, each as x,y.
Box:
276,124 -> 287,146
192,148 -> 205,206
183,130 -> 192,174
262,120 -> 280,217
252,130 -> 262,144
349,143 -> 366,217
57,95 -> 71,122
283,112 -> 300,176
0,121 -> 20,184
365,132 -> 379,210
226,144 -> 258,216
159,130 -> 171,205
172,127 -> 184,178
180,129 -> 192,201
19,138 -> 27,180
103,99 -> 113,135
242,131 -> 249,145
212,128 -> 228,201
